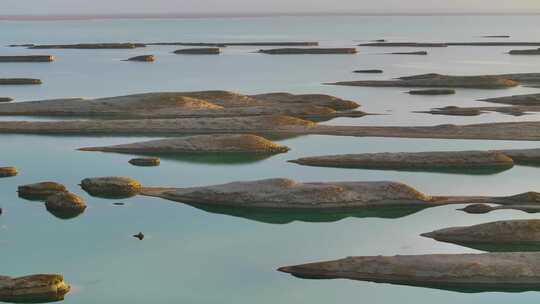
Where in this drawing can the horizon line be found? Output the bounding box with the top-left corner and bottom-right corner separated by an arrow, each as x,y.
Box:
2,11 -> 540,21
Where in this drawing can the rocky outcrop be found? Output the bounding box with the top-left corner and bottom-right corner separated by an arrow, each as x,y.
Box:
354,69 -> 383,74
81,176 -> 142,198
0,97 -> 13,102
0,167 -> 17,178
390,51 -> 428,55
408,89 -> 455,95
140,178 -> 439,209
0,91 -> 362,119
0,55 -> 55,62
458,192 -> 540,214
150,41 -> 318,46
509,48 -> 540,55
482,35 -> 510,38
422,220 -> 540,251
0,274 -> 70,302
258,48 -> 357,54
480,93 -> 540,106
360,41 -> 540,47
45,192 -> 87,219
129,157 -> 161,166
125,55 -> 155,62
278,252 -> 540,292
359,42 -> 447,47
173,48 -> 220,55
417,104 -> 540,117
79,134 -> 290,154
28,43 -> 145,49
18,182 -> 67,200
327,73 -> 520,89
45,192 -> 86,212
289,150 -> 515,173
415,106 -> 483,116
0,78 -> 41,85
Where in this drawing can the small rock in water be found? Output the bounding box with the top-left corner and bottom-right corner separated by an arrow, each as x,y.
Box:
0,97 -> 13,103
133,232 -> 144,240
128,157 -> 161,167
459,204 -> 495,214
125,55 -> 155,62
17,181 -> 67,200
113,202 -> 125,206
45,192 -> 86,212
0,166 -> 18,178
354,69 -> 383,74
80,176 -> 142,198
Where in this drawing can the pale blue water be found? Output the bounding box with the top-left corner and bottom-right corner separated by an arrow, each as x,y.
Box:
1,15 -> 540,303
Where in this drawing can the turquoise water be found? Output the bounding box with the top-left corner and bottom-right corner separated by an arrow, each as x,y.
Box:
2,15 -> 540,303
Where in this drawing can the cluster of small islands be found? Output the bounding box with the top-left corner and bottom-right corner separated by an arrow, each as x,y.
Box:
4,36 -> 540,302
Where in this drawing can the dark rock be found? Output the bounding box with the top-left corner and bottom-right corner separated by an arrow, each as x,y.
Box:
128,157 -> 161,167
0,78 -> 42,85
0,274 -> 70,302
150,41 -> 318,46
408,89 -> 456,95
29,43 -> 145,49
415,106 -> 483,116
125,55 -> 155,62
390,51 -> 428,55
354,69 -> 383,74
482,35 -> 510,38
18,182 -> 67,201
359,42 -> 447,47
0,55 -> 54,62
173,48 -> 220,55
133,232 -> 144,240
45,192 -> 86,212
0,166 -> 18,178
0,97 -> 13,102
458,204 -> 495,214
80,176 -> 142,198
259,48 -> 357,54
509,48 -> 540,55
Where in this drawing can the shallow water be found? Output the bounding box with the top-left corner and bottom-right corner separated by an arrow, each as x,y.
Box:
1,15 -> 540,303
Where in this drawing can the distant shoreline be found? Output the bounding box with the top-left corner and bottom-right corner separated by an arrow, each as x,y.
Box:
1,12 -> 540,21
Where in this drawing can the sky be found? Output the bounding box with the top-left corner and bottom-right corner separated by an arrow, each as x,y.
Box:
2,0 -> 540,15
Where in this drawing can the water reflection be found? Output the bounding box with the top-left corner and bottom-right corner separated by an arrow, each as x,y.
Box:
187,204 -> 431,224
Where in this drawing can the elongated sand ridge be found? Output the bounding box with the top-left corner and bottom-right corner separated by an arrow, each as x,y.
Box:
3,117 -> 540,141
480,93 -> 540,106
360,41 -> 540,47
0,55 -> 54,62
0,91 -> 362,119
509,48 -> 540,55
289,150 -> 516,173
422,220 -> 540,251
149,41 -> 319,46
258,48 -> 357,54
0,78 -> 42,85
139,177 -> 540,211
0,274 -> 70,302
79,134 -> 290,154
27,43 -> 145,49
278,252 -> 540,292
327,73 -> 532,89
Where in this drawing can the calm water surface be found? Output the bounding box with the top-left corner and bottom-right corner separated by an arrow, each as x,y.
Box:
1,15 -> 540,303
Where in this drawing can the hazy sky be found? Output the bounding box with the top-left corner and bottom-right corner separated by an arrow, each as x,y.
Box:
3,0 -> 540,15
